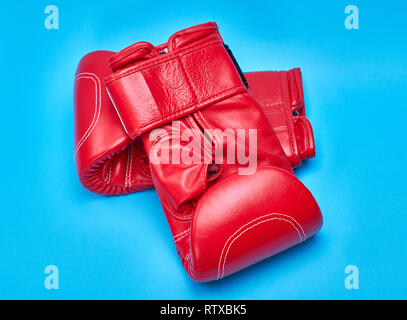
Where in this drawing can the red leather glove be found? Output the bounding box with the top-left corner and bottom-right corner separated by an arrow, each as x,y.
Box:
75,54 -> 315,195
103,22 -> 322,281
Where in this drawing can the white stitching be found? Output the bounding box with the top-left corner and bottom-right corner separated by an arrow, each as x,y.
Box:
125,143 -> 131,187
218,217 -> 303,280
177,249 -> 191,262
174,228 -> 191,240
217,213 -> 305,280
174,232 -> 190,243
219,218 -> 301,279
108,161 -> 113,184
104,160 -> 113,184
124,142 -> 134,187
129,143 -> 134,186
103,158 -> 114,184
74,72 -> 102,157
273,213 -> 306,240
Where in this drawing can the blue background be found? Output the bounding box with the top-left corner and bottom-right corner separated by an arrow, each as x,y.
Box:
1,0 -> 406,299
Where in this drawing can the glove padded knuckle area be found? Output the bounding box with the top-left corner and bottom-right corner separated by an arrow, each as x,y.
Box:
188,167 -> 323,282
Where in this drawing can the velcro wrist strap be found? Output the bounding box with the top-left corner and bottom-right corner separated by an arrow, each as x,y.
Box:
105,40 -> 246,139
287,68 -> 305,114
294,116 -> 316,161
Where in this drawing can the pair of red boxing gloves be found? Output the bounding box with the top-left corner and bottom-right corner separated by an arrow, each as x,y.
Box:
74,22 -> 323,282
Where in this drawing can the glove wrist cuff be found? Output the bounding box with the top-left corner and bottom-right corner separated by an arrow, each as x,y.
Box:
105,24 -> 246,139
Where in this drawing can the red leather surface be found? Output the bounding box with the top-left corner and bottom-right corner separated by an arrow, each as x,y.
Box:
74,55 -> 315,195
74,51 -> 152,195
245,70 -> 315,167
189,168 -> 322,280
105,22 -> 322,281
105,25 -> 245,138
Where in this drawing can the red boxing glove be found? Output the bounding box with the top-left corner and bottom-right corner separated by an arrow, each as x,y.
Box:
245,71 -> 315,167
104,22 -> 322,281
74,54 -> 315,195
